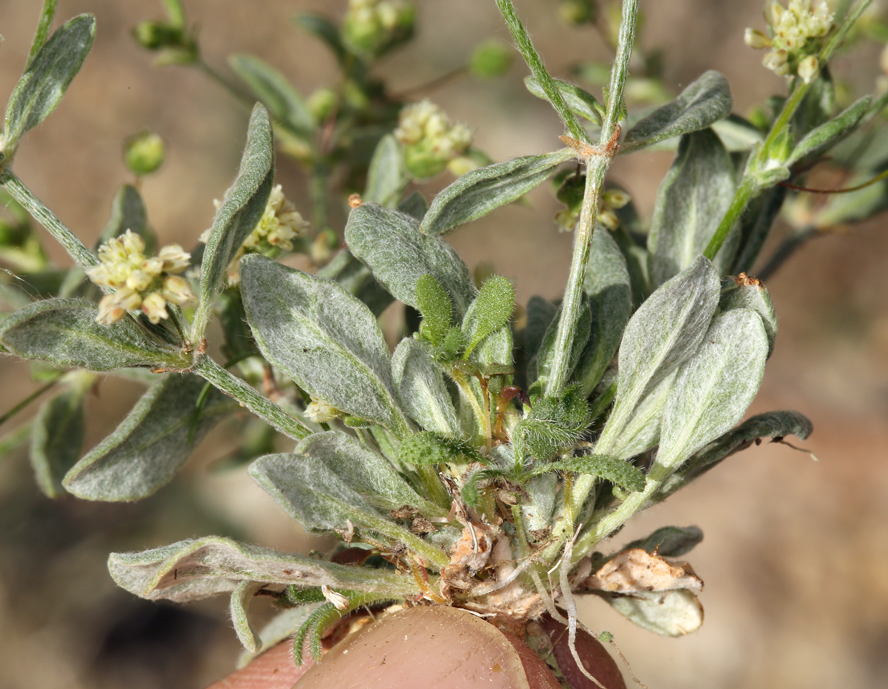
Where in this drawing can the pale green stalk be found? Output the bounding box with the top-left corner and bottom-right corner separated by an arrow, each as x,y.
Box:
26,0 -> 59,67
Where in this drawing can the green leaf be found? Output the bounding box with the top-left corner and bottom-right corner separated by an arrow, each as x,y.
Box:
229,54 -> 315,139
192,104 -> 274,341
241,255 -> 409,435
109,536 -> 421,603
294,14 -> 348,65
415,274 -> 453,345
657,309 -> 768,468
523,296 -> 557,364
364,134 -> 408,208
576,226 -> 632,395
99,184 -> 152,248
528,295 -> 591,388
606,370 -> 675,460
249,451 -> 448,568
534,453 -> 645,492
648,129 -> 738,287
398,191 -> 428,221
63,374 -> 236,501
296,432 -> 444,517
515,385 -> 589,461
345,203 -> 476,316
711,114 -> 764,152
596,256 -> 721,455
392,338 -> 460,436
524,75 -> 603,123
786,95 -> 871,168
29,382 -> 88,498
236,604 -> 323,668
461,275 -> 515,358
621,71 -> 733,155
602,589 -> 704,636
317,248 -> 393,317
623,525 -> 703,558
420,149 -> 574,236
719,275 -> 777,357
398,431 -> 485,466
0,298 -> 183,371
656,410 -> 812,500
231,581 -> 264,653
3,15 -> 96,152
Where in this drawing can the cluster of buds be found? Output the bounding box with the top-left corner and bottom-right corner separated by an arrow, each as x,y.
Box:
554,170 -> 630,231
88,231 -> 195,325
745,0 -> 834,83
304,397 -> 346,424
342,0 -> 415,58
201,184 -> 310,285
394,100 -> 473,179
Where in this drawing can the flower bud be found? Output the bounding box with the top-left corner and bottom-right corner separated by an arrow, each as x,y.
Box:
469,40 -> 514,80
342,0 -> 415,59
158,244 -> 191,273
124,131 -> 165,176
132,21 -> 181,50
798,55 -> 819,84
162,275 -> 196,306
141,292 -> 169,324
744,28 -> 772,49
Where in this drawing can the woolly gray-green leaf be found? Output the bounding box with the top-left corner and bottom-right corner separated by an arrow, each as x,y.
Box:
576,227 -> 632,395
415,274 -> 453,345
108,536 -> 421,603
241,255 -> 409,435
364,134 -> 408,208
229,54 -> 315,138
0,298 -> 183,370
63,374 -> 236,501
648,129 -> 738,287
787,95 -> 870,168
461,275 -> 514,358
249,452 -> 448,567
524,76 -> 603,123
231,581 -> 264,653
3,15 -> 95,152
192,104 -> 274,341
398,191 -> 428,220
597,256 -> 720,455
317,248 -> 393,317
534,454 -> 645,493
524,296 -> 557,363
420,149 -> 575,236
606,370 -> 675,460
623,525 -> 703,558
99,184 -> 152,248
528,295 -> 591,388
392,338 -> 460,436
345,203 -> 476,316
657,309 -> 768,468
719,275 -> 777,357
621,71 -> 733,154
602,589 -> 704,636
29,382 -> 88,498
296,432 -> 444,516
657,410 -> 812,500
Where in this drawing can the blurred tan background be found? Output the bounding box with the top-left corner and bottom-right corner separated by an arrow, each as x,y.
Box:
0,1 -> 886,687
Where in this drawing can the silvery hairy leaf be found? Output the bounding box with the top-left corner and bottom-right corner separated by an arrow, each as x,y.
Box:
719,275 -> 777,357
604,370 -> 676,461
392,338 -> 460,436
786,95 -> 870,168
229,54 -> 316,139
461,275 -> 515,358
295,432 -> 445,517
345,203 -> 476,316
236,604 -> 323,668
596,256 -> 721,455
99,184 -> 152,248
108,536 -> 421,603
192,104 -> 274,341
3,15 -> 95,152
398,191 -> 428,220
621,71 -> 733,155
30,381 -> 88,498
231,580 -> 264,653
0,298 -> 184,371
317,248 -> 393,317
601,589 -> 704,636
623,525 -> 704,558
524,75 -> 603,123
657,309 -> 768,469
249,451 -> 448,568
241,255 -> 409,435
420,149 -> 575,237
711,114 -> 764,152
648,129 -> 738,287
364,134 -> 408,208
63,374 -> 236,501
656,410 -> 813,501
576,226 -> 632,395
523,296 -> 557,364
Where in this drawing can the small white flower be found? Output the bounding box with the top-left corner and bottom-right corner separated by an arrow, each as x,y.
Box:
744,28 -> 772,49
158,244 -> 191,273
305,398 -> 342,423
162,275 -> 197,307
141,292 -> 169,324
798,55 -> 820,84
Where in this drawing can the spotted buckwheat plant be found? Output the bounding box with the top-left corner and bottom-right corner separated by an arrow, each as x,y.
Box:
1,0 -> 886,687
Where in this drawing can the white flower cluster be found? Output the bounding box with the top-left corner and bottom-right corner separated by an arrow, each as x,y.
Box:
745,0 -> 834,83
394,100 -> 472,178
201,184 -> 309,284
88,230 -> 195,325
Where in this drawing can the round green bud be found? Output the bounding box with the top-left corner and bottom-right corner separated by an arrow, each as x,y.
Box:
124,131 -> 165,176
308,88 -> 338,124
559,0 -> 597,26
469,40 -> 513,80
132,21 -> 181,50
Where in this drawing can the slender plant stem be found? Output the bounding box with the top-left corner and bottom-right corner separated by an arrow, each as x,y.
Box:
703,174 -> 758,260
0,422 -> 32,459
26,0 -> 59,67
193,354 -> 311,440
0,375 -> 61,429
0,170 -> 99,273
546,0 -> 637,398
